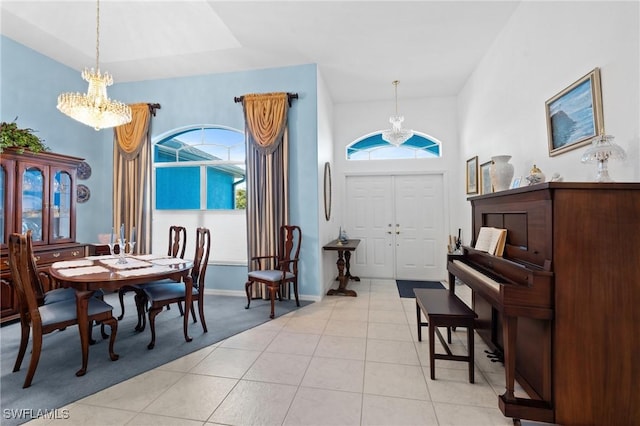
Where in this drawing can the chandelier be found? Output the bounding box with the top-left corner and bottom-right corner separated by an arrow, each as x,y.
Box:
580,133 -> 626,182
57,0 -> 131,131
381,80 -> 413,146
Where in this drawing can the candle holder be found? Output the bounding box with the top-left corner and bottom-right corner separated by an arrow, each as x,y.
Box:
116,239 -> 127,265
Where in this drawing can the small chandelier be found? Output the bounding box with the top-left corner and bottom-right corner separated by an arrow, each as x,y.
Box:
580,132 -> 626,182
57,0 -> 131,131
381,80 -> 413,146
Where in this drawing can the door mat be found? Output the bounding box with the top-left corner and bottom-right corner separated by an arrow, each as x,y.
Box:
396,280 -> 445,298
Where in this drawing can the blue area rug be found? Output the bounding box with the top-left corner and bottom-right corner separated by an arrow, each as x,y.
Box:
0,292 -> 311,426
396,280 -> 445,298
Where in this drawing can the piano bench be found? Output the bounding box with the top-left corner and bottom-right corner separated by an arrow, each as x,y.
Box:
414,288 -> 478,383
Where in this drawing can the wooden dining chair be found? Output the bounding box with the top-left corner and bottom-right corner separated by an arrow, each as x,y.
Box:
245,225 -> 301,319
117,225 -> 187,322
8,232 -> 118,388
135,227 -> 210,349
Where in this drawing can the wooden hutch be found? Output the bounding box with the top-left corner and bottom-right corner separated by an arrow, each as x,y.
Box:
1,149 -> 86,323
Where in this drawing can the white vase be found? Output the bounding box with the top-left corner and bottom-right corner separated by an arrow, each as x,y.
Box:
490,155 -> 514,192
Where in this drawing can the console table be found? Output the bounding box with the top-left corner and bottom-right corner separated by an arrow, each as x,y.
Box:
323,238 -> 360,297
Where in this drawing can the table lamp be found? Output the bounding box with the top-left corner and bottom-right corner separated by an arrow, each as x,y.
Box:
580,133 -> 626,182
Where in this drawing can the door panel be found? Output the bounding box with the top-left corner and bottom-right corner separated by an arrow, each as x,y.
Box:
395,174 -> 445,280
346,176 -> 394,278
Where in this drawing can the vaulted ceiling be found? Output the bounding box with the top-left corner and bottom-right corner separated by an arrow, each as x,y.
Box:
1,1 -> 520,104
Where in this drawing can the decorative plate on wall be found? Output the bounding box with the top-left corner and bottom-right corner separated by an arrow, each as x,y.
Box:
77,184 -> 91,203
77,161 -> 92,180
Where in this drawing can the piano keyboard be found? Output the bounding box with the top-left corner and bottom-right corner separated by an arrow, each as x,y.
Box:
452,260 -> 501,292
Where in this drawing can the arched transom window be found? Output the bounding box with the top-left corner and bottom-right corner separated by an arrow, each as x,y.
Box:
346,132 -> 441,160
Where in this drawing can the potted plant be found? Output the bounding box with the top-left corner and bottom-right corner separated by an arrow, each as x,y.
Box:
0,119 -> 49,154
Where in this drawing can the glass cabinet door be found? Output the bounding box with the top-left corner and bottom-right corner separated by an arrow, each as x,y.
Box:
0,165 -> 4,245
0,165 -> 5,246
21,166 -> 45,242
1,159 -> 15,249
52,170 -> 72,241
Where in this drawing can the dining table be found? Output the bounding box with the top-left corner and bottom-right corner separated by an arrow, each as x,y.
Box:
48,253 -> 194,377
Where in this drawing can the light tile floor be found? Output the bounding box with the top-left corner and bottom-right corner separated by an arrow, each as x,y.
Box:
30,279 -> 549,426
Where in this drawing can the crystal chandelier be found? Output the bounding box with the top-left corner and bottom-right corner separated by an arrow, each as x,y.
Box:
580,133 -> 626,182
381,80 -> 413,146
57,0 -> 131,131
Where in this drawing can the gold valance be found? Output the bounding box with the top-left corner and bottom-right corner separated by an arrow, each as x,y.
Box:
115,103 -> 151,160
242,92 -> 289,154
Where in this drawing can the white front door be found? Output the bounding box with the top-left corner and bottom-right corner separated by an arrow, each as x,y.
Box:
345,174 -> 446,280
346,176 -> 395,278
394,174 -> 445,280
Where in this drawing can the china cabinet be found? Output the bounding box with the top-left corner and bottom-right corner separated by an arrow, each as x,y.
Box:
1,149 -> 86,323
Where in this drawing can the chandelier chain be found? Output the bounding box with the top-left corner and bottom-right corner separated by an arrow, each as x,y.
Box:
95,0 -> 100,70
393,80 -> 399,115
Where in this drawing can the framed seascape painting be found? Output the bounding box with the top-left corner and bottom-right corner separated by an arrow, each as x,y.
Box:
480,160 -> 492,194
466,156 -> 478,194
546,68 -> 604,157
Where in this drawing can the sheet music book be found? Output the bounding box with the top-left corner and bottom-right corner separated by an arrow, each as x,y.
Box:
474,226 -> 507,256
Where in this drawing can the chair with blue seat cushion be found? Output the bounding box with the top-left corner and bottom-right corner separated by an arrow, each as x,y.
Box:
24,232 -> 107,341
117,225 -> 187,323
135,227 -> 210,349
245,225 -> 301,319
8,232 -> 119,388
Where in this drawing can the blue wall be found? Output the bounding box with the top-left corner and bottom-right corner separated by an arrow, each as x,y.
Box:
1,35 -> 321,298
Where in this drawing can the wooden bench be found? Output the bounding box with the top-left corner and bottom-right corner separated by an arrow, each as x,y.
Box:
414,288 -> 477,383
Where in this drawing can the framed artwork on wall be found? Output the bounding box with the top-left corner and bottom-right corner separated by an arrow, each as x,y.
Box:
466,156 -> 478,194
480,160 -> 492,194
546,67 -> 604,157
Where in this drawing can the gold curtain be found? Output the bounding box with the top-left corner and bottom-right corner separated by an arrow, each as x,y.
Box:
243,93 -> 290,299
112,103 -> 153,254
243,92 -> 289,154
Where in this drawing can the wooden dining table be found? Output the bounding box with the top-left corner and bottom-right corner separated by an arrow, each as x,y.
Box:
48,254 -> 194,377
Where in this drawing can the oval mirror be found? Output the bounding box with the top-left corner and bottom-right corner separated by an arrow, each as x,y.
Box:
323,162 -> 331,221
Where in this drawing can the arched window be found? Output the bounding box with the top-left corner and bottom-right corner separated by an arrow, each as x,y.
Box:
346,132 -> 441,160
154,126 -> 245,210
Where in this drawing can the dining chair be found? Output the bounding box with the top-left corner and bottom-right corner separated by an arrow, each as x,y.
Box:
8,232 -> 119,388
117,225 -> 187,322
135,227 -> 210,349
245,225 -> 301,319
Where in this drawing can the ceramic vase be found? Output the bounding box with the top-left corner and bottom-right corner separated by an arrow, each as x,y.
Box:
490,155 -> 514,192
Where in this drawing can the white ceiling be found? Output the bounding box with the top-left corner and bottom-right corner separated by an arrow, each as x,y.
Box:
1,1 -> 520,104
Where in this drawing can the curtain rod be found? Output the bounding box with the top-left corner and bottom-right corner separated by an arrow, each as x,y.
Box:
234,93 -> 298,107
148,103 -> 161,116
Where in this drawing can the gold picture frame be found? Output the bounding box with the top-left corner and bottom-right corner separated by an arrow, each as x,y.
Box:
546,68 -> 604,157
480,160 -> 492,194
466,156 -> 478,195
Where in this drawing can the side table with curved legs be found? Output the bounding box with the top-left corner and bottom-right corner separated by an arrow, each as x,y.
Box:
323,239 -> 360,297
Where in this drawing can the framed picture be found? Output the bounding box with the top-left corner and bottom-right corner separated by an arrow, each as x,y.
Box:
510,176 -> 522,189
480,160 -> 492,194
466,156 -> 478,194
546,68 -> 604,157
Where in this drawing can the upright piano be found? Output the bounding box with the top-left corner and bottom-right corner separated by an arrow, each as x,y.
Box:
447,182 -> 640,425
